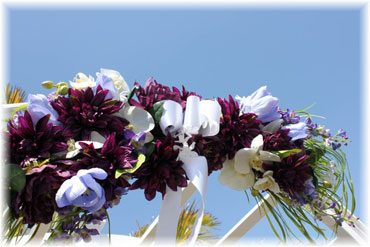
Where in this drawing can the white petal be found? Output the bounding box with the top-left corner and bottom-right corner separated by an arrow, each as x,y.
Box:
263,170 -> 274,178
227,172 -> 255,191
120,106 -> 155,134
251,134 -> 264,150
218,160 -> 236,185
253,177 -> 269,191
66,149 -> 80,159
269,181 -> 281,194
262,119 -> 283,133
90,131 -> 106,143
144,132 -> 154,143
259,150 -> 281,163
234,148 -> 255,174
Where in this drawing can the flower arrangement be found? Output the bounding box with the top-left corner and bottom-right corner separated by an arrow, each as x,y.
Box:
4,69 -> 357,245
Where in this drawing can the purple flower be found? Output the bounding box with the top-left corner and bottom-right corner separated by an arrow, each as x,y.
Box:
27,94 -> 61,127
263,152 -> 313,198
130,134 -> 187,201
12,165 -> 72,227
279,108 -> 300,124
71,133 -> 136,202
8,111 -> 68,165
337,128 -> 347,137
130,78 -> 197,110
332,142 -> 341,150
56,168 -> 108,212
282,122 -> 309,142
305,118 -> 317,129
50,85 -> 128,140
217,95 -> 262,160
263,129 -> 296,151
236,86 -> 280,123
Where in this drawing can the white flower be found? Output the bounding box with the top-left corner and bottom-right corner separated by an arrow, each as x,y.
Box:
96,68 -> 130,102
234,134 -> 281,173
70,73 -> 96,89
118,105 -> 155,143
218,159 -> 255,191
218,134 -> 281,191
66,132 -> 105,158
253,170 -> 280,193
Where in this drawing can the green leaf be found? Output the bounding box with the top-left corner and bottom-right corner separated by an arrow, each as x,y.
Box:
9,164 -> 26,192
145,142 -> 155,157
127,85 -> 138,102
115,153 -> 146,179
271,149 -> 302,159
148,102 -> 164,124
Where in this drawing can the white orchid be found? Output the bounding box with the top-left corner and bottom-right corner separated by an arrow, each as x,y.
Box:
234,134 -> 281,173
70,73 -> 96,89
218,159 -> 255,191
253,170 -> 280,193
219,134 -> 281,191
66,131 -> 105,159
119,105 -> 155,143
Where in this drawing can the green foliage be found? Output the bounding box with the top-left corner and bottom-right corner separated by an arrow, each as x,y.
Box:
115,153 -> 146,179
148,102 -> 164,125
271,149 -> 302,159
8,164 -> 26,192
249,137 -> 356,244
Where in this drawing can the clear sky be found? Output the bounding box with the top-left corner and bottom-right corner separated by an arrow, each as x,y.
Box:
7,7 -> 363,244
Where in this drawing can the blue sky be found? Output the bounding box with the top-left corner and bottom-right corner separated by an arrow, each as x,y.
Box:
7,7 -> 363,243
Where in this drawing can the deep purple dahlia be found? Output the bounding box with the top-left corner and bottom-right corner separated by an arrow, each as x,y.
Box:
13,165 -> 72,227
130,134 -> 187,201
130,78 -> 195,110
191,134 -> 227,175
50,85 -> 128,141
8,111 -> 67,166
263,152 -> 313,198
71,133 -> 137,201
263,129 -> 296,151
217,95 -> 262,160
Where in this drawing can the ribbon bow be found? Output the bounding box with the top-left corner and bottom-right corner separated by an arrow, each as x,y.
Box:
155,96 -> 221,246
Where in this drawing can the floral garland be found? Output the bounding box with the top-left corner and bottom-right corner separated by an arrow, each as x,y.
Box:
4,69 -> 357,244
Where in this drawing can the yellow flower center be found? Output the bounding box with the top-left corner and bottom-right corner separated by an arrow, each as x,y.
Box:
67,139 -> 76,152
250,156 -> 263,170
262,179 -> 273,190
127,124 -> 135,131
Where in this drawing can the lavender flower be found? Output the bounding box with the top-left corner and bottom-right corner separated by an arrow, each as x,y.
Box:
235,86 -> 280,123
56,168 -> 108,212
27,94 -> 61,127
282,122 -> 309,142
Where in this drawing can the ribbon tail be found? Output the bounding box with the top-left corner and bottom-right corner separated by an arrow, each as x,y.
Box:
182,156 -> 208,245
155,185 -> 182,246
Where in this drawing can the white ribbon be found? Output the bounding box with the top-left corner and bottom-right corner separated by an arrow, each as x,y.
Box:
155,96 -> 221,246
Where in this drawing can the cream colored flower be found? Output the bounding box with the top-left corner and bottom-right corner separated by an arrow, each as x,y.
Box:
70,73 -> 96,89
218,159 -> 255,191
234,134 -> 281,173
253,170 -> 280,193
